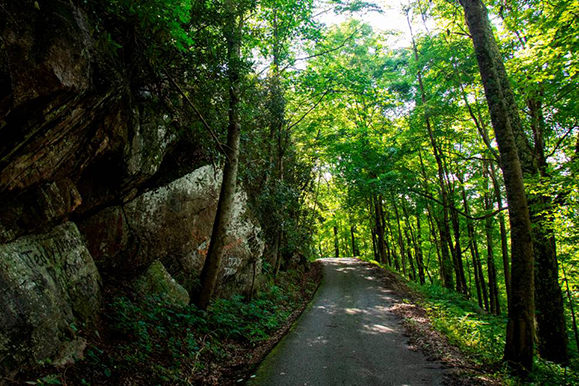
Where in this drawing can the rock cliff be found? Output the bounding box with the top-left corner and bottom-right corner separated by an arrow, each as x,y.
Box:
0,0 -> 264,377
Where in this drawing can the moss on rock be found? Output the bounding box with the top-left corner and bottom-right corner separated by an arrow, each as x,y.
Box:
133,260 -> 190,307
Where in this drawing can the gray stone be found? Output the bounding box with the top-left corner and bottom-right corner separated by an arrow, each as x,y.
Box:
78,165 -> 264,298
133,260 -> 190,307
0,222 -> 101,375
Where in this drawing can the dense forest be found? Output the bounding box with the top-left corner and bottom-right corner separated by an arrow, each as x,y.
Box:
1,0 -> 578,384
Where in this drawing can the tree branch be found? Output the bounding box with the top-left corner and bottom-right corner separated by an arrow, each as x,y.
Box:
165,72 -> 231,160
410,188 -> 507,220
286,89 -> 330,131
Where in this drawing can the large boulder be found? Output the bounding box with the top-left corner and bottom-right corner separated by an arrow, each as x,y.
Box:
78,165 -> 265,298
0,222 -> 101,376
133,260 -> 190,307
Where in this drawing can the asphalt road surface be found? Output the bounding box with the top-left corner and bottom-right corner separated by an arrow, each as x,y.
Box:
248,258 -> 447,386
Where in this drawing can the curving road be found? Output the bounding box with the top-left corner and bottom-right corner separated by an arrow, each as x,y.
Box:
248,258 -> 447,386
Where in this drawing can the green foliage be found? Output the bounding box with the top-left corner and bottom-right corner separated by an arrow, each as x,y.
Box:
412,283 -> 507,366
96,0 -> 195,53
410,281 -> 579,385
52,267 -> 315,385
29,375 -> 62,386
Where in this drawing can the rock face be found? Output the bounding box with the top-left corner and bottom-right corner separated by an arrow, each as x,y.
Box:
0,222 -> 101,376
133,261 -> 190,308
79,165 -> 265,299
0,0 -> 188,245
0,0 -> 265,377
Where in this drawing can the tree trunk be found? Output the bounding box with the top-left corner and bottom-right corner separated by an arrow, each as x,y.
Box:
404,228 -> 417,281
386,220 -> 400,271
526,95 -> 568,364
418,149 -> 449,286
489,162 -> 511,304
393,198 -> 407,276
415,211 -> 426,284
410,30 -> 454,290
350,225 -> 358,257
460,0 -> 535,373
333,225 -> 340,258
562,264 -> 579,353
448,179 -> 468,295
197,8 -> 243,309
371,227 -> 378,261
342,225 -> 350,257
374,195 -> 388,264
482,165 -> 501,314
461,179 -> 487,307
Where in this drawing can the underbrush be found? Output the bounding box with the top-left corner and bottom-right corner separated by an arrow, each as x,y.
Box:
409,282 -> 579,386
358,256 -> 579,385
24,264 -> 321,386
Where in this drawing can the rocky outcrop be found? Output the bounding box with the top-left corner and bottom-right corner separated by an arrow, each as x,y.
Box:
133,260 -> 190,307
78,165 -> 265,299
0,222 -> 101,376
0,0 -> 265,377
0,0 -> 191,245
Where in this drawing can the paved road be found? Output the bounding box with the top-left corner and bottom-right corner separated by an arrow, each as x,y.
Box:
248,258 -> 446,386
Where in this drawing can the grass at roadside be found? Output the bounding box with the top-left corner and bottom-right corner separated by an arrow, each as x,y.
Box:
359,257 -> 579,386
21,263 -> 322,386
409,282 -> 579,386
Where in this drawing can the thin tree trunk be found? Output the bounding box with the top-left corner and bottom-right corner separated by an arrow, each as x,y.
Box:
386,219 -> 400,271
418,149 -> 448,285
415,211 -> 426,284
460,0 -> 535,373
401,199 -> 421,283
384,231 -> 393,267
350,225 -> 358,257
489,162 -> 511,303
274,231 -> 284,277
484,163 -> 501,315
471,239 -> 483,308
197,7 -> 243,309
448,178 -> 468,295
374,195 -> 388,264
333,225 -> 340,258
405,228 -> 417,281
562,264 -> 579,352
461,179 -> 485,306
371,227 -> 378,261
393,198 -> 407,276
409,16 -> 454,289
342,225 -> 350,257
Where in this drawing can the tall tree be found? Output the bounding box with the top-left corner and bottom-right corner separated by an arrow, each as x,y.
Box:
197,0 -> 249,309
460,0 -> 535,374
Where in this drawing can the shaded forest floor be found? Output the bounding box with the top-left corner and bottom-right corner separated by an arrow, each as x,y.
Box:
13,263 -> 323,386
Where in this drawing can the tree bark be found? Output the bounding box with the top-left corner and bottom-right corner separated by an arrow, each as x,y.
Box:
460,0 -> 535,373
350,225 -> 358,257
374,195 -> 388,264
526,95 -> 568,364
448,178 -> 468,295
393,198 -> 407,277
408,15 -> 454,289
461,179 -> 487,308
415,210 -> 426,284
333,225 -> 340,258
484,163 -> 501,314
489,162 -> 511,303
197,6 -> 243,309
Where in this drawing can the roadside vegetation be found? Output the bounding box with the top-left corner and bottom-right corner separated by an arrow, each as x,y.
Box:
360,256 -> 579,386
22,264 -> 322,386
